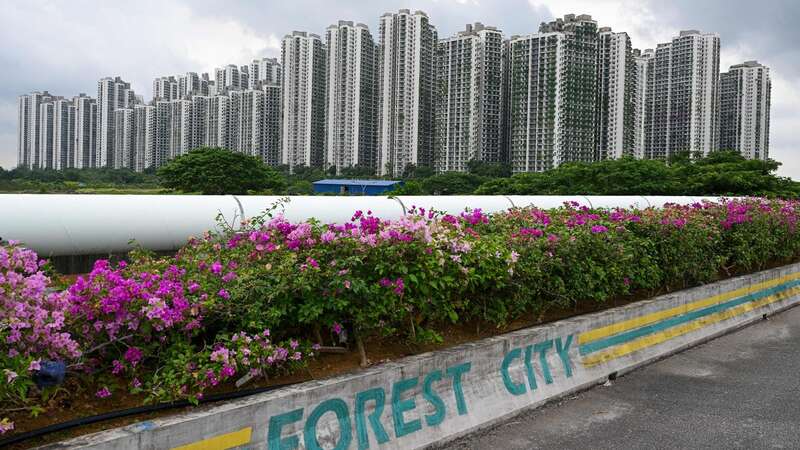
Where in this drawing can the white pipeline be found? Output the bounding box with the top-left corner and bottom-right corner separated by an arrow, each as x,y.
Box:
0,194 -> 721,256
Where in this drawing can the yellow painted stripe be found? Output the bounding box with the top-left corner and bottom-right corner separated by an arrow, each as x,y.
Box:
171,427 -> 252,450
582,285 -> 800,367
578,272 -> 800,346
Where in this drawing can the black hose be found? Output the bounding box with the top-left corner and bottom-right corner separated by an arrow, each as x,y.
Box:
0,381 -> 296,448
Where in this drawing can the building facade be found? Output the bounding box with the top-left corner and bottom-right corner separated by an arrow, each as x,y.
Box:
509,14 -> 598,173
250,58 -> 282,89
281,31 -> 327,169
719,61 -> 771,160
325,21 -> 378,174
97,76 -> 136,168
632,49 -> 654,159
643,30 -> 720,160
596,28 -> 635,159
377,9 -> 437,176
435,23 -> 504,173
53,98 -> 76,170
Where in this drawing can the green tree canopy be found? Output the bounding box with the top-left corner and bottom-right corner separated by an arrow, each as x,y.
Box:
475,152 -> 800,197
157,147 -> 285,195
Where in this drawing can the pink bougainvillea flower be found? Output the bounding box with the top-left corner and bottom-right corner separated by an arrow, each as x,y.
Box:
95,387 -> 112,398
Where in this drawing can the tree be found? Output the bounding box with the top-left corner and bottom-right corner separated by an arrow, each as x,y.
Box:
467,160 -> 511,178
157,147 -> 286,195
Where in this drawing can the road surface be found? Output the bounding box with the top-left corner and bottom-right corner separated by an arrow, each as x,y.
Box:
443,305 -> 800,449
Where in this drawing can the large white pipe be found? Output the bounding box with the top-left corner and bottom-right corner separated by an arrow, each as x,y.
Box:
0,194 -> 724,256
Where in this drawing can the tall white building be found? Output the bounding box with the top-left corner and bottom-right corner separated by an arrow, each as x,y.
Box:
261,84 -> 282,166
377,9 -> 437,176
719,61 -> 771,160
153,76 -> 179,101
436,23 -> 504,173
643,30 -> 720,160
37,101 -> 56,169
281,31 -> 327,169
250,58 -> 281,88
215,64 -> 246,93
53,98 -> 76,170
133,104 -> 150,171
509,14 -> 598,173
113,108 -> 136,169
632,49 -> 654,158
97,76 -> 136,167
17,91 -> 56,169
73,94 -> 97,169
596,27 -> 635,159
325,20 -> 378,174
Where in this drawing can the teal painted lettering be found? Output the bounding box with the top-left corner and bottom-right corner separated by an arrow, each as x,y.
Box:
446,362 -> 472,415
392,377 -> 422,438
268,408 -> 303,450
534,339 -> 554,384
355,388 -> 390,450
556,335 -> 574,377
501,348 -> 526,395
303,398 -> 352,450
422,370 -> 446,426
523,345 -> 538,391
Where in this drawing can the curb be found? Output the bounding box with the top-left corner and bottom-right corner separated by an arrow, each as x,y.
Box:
44,262 -> 800,450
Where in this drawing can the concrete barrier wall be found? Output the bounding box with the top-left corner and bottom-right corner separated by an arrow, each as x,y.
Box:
46,262 -> 800,450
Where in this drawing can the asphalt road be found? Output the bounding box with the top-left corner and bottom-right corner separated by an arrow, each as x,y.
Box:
443,305 -> 800,449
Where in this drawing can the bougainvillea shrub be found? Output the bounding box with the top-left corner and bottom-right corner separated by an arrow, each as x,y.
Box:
2,198 -> 800,434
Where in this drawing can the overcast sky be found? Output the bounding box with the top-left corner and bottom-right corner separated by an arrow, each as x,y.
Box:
2,0 -> 798,177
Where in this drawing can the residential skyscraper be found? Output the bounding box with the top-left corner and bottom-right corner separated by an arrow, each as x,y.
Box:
153,76 -> 179,101
281,31 -> 327,169
325,20 -> 378,174
17,91 -> 56,169
643,30 -> 720,160
261,83 -> 282,166
632,49 -> 654,158
250,58 -> 281,88
435,23 -> 504,173
509,14 -> 598,173
596,27 -> 635,159
133,104 -> 149,171
97,76 -> 136,167
73,94 -> 97,169
37,101 -> 56,169
177,72 -> 211,99
719,61 -> 771,160
113,108 -> 136,169
53,98 -> 76,169
215,64 -> 245,93
377,9 -> 437,176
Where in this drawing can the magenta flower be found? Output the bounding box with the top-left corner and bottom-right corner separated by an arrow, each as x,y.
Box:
220,364 -> 236,378
591,225 -> 608,234
332,322 -> 343,335
210,261 -> 223,275
218,289 -> 230,300
124,347 -> 143,365
394,278 -> 405,295
95,387 -> 112,398
222,272 -> 237,283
